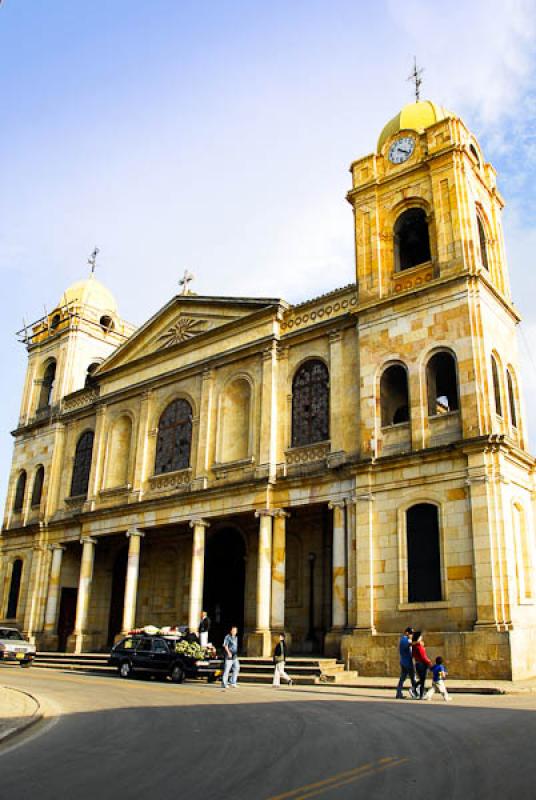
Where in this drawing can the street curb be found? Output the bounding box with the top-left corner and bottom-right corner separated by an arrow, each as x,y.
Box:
0,687 -> 43,746
313,682 -> 536,696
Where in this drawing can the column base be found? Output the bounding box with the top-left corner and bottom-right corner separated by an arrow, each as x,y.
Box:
324,628 -> 344,658
244,630 -> 273,657
66,632 -> 95,654
34,632 -> 60,652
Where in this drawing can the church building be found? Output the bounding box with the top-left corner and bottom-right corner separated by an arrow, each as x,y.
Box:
2,99 -> 536,679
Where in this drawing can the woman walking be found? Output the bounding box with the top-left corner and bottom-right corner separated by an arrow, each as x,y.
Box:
411,631 -> 433,699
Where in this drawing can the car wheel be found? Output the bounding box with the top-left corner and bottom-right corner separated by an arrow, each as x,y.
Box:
170,664 -> 185,684
119,660 -> 132,679
20,661 -> 31,668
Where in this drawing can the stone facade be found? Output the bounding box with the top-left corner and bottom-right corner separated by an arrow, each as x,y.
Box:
2,100 -> 536,678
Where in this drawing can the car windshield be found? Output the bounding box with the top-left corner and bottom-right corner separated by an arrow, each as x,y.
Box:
0,629 -> 24,641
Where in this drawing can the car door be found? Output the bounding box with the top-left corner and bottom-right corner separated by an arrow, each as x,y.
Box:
150,638 -> 171,674
134,637 -> 153,672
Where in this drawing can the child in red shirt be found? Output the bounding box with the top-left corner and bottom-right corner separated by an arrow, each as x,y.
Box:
411,631 -> 433,699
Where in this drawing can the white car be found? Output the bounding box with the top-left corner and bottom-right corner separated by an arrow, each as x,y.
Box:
0,627 -> 36,667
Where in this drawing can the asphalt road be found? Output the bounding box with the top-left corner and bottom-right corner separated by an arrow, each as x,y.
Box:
1,667 -> 536,800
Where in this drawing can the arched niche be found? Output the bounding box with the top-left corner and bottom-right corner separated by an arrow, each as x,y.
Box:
219,377 -> 252,463
105,415 -> 133,488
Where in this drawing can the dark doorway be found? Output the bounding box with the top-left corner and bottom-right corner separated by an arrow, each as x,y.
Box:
407,504 -> 442,602
57,588 -> 77,652
108,547 -> 127,646
203,527 -> 245,647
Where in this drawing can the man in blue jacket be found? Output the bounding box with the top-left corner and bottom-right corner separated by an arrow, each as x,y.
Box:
395,626 -> 418,699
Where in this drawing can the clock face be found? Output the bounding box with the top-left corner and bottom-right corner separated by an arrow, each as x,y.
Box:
388,136 -> 415,164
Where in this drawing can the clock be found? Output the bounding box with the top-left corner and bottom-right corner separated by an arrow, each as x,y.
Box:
388,136 -> 415,164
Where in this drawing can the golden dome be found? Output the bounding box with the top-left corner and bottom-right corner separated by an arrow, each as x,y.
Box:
377,100 -> 451,152
58,274 -> 118,314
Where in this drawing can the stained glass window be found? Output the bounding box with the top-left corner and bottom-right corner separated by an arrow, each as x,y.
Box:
291,360 -> 329,448
155,399 -> 193,474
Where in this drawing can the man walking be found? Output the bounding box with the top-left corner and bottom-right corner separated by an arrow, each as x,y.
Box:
199,610 -> 210,648
395,626 -> 418,699
221,625 -> 240,689
272,633 -> 293,688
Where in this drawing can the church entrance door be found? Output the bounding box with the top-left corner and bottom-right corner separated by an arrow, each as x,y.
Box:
203,527 -> 245,647
107,547 -> 127,646
57,587 -> 77,652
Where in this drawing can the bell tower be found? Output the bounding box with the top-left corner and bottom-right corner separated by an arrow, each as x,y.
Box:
347,99 -> 525,456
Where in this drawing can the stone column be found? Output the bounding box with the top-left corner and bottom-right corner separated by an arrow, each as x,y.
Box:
329,500 -> 347,629
121,529 -> 144,635
132,389 -> 153,499
43,545 -> 66,639
271,510 -> 288,631
188,518 -> 209,632
245,510 -> 273,656
324,500 -> 347,657
86,406 -> 107,510
71,536 -> 97,653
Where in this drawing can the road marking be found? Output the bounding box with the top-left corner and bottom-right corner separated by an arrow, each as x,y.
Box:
266,757 -> 408,800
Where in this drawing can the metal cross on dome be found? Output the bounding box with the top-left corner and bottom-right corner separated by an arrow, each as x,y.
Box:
88,247 -> 100,275
407,57 -> 424,102
179,269 -> 195,295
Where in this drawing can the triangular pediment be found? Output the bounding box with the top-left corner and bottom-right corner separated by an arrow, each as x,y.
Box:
95,294 -> 282,374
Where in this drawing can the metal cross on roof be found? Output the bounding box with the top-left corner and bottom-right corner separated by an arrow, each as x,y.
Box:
179,269 -> 195,295
88,247 -> 100,275
407,57 -> 424,102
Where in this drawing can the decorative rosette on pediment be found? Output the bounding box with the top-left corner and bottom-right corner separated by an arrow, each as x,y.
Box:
157,314 -> 209,348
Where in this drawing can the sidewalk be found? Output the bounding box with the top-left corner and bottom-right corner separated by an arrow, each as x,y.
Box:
0,686 -> 42,744
320,675 -> 536,695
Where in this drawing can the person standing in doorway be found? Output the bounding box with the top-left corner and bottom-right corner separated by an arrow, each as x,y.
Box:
221,625 -> 240,689
411,631 -> 433,699
395,626 -> 418,699
272,633 -> 293,688
199,611 -> 210,648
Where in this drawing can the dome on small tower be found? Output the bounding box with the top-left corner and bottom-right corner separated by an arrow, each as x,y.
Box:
377,100 -> 452,152
57,274 -> 118,314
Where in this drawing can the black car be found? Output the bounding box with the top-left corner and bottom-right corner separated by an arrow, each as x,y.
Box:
109,634 -> 222,683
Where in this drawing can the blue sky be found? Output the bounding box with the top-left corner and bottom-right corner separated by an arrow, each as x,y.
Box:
1,0 -> 535,508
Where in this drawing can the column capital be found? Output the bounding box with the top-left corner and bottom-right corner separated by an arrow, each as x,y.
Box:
272,508 -> 290,518
328,499 -> 346,511
49,544 -> 66,552
255,508 -> 276,518
328,329 -> 343,344
126,528 -> 145,539
353,493 -> 375,503
80,536 -> 97,546
189,517 -> 210,529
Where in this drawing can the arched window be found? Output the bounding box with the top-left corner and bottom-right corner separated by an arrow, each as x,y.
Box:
219,379 -> 251,462
13,471 -> 27,513
507,369 -> 518,429
84,362 -> 100,389
394,208 -> 431,271
380,364 -> 409,426
477,215 -> 489,270
31,465 -> 45,508
426,351 -> 459,416
6,559 -> 23,619
469,144 -> 481,167
491,355 -> 502,417
155,399 -> 193,474
38,360 -> 56,410
407,504 -> 442,603
291,360 -> 329,448
70,430 -> 95,497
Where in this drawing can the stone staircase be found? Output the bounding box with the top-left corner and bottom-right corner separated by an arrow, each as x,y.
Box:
33,652 -> 358,685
